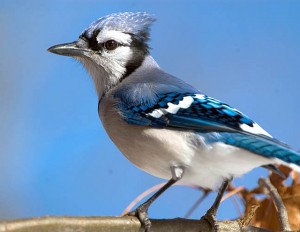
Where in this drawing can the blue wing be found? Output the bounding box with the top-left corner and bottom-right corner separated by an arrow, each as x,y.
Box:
119,91 -> 257,133
115,89 -> 300,167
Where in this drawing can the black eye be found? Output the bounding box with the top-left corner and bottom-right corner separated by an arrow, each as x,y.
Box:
104,40 -> 118,50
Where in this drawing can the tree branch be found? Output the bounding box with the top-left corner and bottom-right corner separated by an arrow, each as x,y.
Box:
259,177 -> 291,231
0,216 -> 271,232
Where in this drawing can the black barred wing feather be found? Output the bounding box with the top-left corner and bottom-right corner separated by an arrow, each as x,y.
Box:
122,92 -> 270,137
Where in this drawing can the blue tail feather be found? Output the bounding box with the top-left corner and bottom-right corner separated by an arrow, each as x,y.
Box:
222,132 -> 300,166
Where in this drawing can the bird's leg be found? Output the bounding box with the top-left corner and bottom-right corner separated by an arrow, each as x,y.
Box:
201,179 -> 230,231
128,166 -> 184,232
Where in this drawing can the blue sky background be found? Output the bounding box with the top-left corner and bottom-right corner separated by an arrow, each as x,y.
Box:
1,0 -> 300,222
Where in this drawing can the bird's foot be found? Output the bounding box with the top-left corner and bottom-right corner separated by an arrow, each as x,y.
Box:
128,203 -> 151,232
201,210 -> 219,232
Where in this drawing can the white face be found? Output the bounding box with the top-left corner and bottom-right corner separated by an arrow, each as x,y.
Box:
78,29 -> 135,97
95,30 -> 134,78
97,30 -> 132,45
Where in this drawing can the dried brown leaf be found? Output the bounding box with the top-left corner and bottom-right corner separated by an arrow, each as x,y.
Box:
242,165 -> 300,231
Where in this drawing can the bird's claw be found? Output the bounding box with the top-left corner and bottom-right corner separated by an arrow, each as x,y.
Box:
201,211 -> 219,232
128,204 -> 151,232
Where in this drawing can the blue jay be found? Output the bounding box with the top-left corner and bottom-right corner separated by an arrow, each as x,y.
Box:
48,12 -> 300,231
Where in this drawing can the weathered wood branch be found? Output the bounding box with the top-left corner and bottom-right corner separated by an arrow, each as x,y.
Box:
259,177 -> 291,231
0,216 -> 270,232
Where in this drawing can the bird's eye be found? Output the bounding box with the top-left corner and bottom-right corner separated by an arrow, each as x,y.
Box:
104,40 -> 118,50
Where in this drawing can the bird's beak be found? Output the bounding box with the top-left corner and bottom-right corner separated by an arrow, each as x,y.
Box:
48,41 -> 87,57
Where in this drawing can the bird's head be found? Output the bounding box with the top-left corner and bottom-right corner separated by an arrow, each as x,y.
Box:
48,12 -> 155,97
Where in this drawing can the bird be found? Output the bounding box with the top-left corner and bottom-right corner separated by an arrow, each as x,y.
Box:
48,12 -> 300,231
